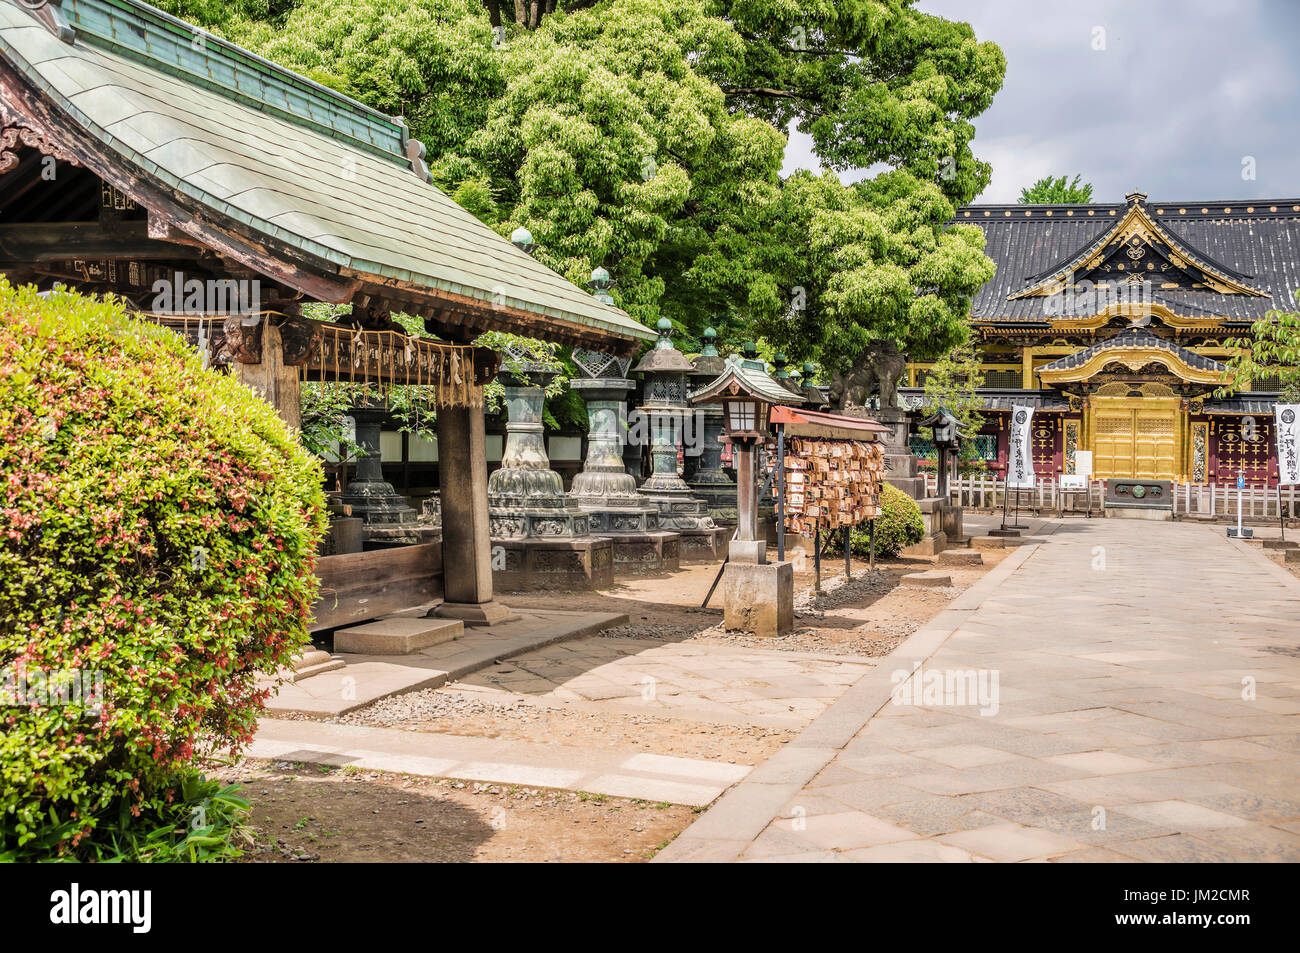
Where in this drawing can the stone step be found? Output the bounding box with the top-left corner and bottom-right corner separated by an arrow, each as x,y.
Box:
901,571 -> 952,588
333,616 -> 464,655
1262,539 -> 1299,550
279,649 -> 346,682
1283,549 -> 1300,564
937,550 -> 984,567
971,536 -> 1007,550
291,658 -> 347,681
987,528 -> 1022,537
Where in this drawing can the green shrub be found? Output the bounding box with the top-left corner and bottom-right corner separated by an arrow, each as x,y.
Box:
1,768 -> 252,863
0,282 -> 326,859
827,483 -> 925,560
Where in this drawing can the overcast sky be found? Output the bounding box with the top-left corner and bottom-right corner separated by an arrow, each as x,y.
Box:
781,0 -> 1300,204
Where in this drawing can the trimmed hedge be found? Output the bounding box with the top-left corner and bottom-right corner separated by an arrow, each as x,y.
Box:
0,282 -> 326,859
826,482 -> 925,560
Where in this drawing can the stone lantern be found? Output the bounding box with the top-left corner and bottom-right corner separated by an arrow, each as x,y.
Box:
633,319 -> 728,559
685,328 -> 737,520
487,347 -> 590,539
338,400 -> 423,547
568,344 -> 660,533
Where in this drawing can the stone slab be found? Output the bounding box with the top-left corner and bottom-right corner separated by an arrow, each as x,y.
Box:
937,550 -> 983,567
333,617 -> 463,655
971,536 -> 1007,550
901,571 -> 952,588
265,608 -> 629,717
248,718 -> 747,805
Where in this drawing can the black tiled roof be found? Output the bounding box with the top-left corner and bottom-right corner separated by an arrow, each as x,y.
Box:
956,199 -> 1300,324
1037,329 -> 1226,373
1202,397 -> 1279,414
898,387 -> 1070,411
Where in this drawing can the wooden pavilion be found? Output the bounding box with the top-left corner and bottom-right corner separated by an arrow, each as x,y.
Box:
0,0 -> 656,623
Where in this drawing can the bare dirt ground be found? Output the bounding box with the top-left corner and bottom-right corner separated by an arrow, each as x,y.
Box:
220,759 -> 696,863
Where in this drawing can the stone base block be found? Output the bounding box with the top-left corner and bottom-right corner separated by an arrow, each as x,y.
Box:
940,504 -> 964,543
901,532 -> 947,557
972,536 -> 1007,550
434,601 -> 519,627
988,528 -> 1021,538
319,517 -> 364,556
677,526 -> 732,562
334,617 -> 463,655
606,531 -> 681,573
491,536 -> 615,591
902,571 -> 952,588
1263,539 -> 1298,550
887,476 -> 927,500
1107,506 -> 1174,521
1283,548 -> 1300,564
723,561 -> 793,637
938,550 -> 983,567
580,506 -> 659,534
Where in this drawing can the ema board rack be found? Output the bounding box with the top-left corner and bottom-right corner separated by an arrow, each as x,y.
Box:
782,438 -> 886,537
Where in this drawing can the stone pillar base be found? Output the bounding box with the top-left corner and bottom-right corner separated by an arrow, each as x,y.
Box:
490,537 -> 615,591
608,531 -> 681,573
677,526 -> 732,562
901,497 -> 954,556
434,601 -> 519,627
723,561 -> 793,637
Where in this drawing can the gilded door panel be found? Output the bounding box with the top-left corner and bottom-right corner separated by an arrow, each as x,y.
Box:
1089,399 -> 1179,480
1134,410 -> 1176,480
1093,411 -> 1134,479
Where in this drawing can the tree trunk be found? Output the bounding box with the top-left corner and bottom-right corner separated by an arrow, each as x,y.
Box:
483,0 -> 502,28
513,0 -> 527,25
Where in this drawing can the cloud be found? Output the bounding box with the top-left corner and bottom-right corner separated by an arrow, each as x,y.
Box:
782,0 -> 1300,202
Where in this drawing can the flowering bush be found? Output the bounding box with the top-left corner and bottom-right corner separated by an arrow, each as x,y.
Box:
0,282 -> 326,858
836,483 -> 926,560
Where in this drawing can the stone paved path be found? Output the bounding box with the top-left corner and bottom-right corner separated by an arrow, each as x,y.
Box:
248,718 -> 750,805
658,520 -> 1300,862
455,639 -> 873,728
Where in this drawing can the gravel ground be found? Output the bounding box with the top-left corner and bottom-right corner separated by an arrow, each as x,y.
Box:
332,688 -> 794,764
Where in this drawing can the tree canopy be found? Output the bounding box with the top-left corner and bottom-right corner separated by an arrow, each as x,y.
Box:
154,0 -> 1006,407
1019,174 -> 1094,204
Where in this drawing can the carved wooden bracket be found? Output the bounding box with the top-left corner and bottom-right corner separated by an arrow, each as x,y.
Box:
0,119 -> 82,174
277,314 -> 319,367
216,314 -> 264,365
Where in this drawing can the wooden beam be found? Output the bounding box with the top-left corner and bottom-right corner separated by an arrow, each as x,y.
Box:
0,221 -> 201,262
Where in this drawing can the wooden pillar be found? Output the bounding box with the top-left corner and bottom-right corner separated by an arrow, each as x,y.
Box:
433,388 -> 516,626
233,322 -> 302,431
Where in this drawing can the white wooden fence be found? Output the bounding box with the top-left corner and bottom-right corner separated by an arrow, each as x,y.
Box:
923,473 -> 1300,520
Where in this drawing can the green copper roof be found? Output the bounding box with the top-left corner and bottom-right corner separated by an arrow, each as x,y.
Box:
63,0 -> 411,164
0,0 -> 656,347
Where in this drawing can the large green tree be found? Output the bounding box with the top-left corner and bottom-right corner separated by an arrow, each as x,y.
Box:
155,0 -> 1005,406
1020,174 -> 1093,204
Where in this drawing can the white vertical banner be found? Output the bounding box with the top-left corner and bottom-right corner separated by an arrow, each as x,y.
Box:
1275,404 -> 1300,486
1008,405 -> 1035,488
